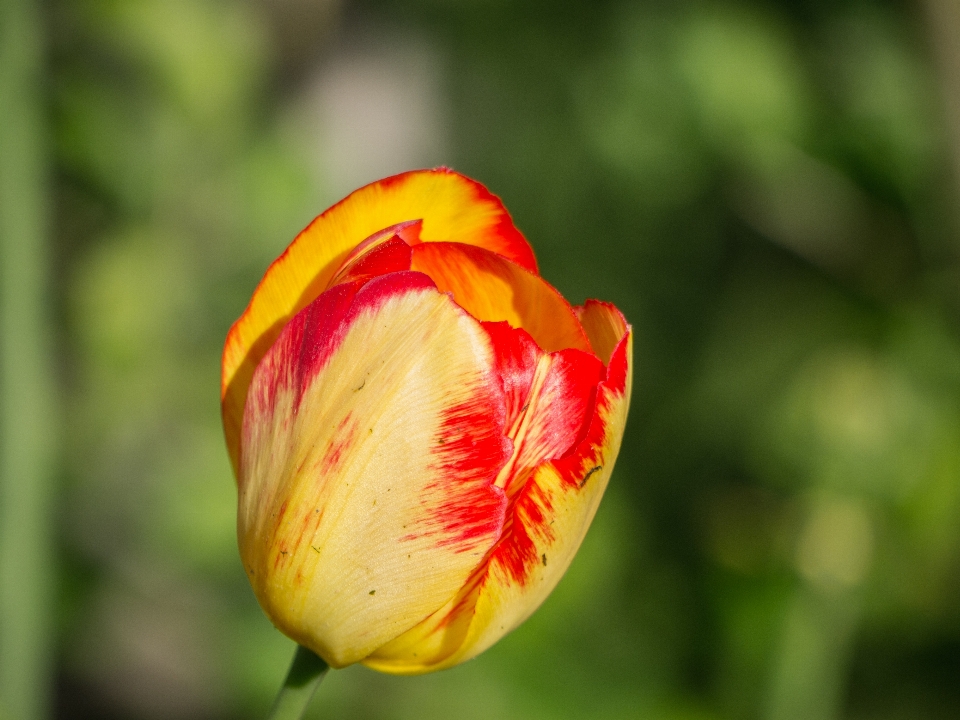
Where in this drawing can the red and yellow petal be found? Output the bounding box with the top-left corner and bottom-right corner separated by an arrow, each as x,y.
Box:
494,346 -> 605,497
480,322 -> 540,431
239,271 -> 514,667
223,169 -> 535,474
363,310 -> 632,673
410,242 -> 593,356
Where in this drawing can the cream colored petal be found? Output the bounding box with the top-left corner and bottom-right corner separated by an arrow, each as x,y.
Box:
239,272 -> 511,667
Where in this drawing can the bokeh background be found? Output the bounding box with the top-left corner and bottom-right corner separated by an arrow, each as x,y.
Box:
2,0 -> 960,718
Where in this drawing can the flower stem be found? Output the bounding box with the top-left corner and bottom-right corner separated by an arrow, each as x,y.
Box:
267,645 -> 329,720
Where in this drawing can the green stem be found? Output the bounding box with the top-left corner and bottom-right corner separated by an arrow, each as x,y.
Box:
267,646 -> 330,720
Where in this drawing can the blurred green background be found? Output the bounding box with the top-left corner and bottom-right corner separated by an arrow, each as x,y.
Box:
1,0 -> 960,718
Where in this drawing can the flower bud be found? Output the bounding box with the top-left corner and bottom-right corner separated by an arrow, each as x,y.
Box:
222,168 -> 631,673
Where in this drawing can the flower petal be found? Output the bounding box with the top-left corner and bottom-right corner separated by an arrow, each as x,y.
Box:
223,168 -> 535,474
364,315 -> 632,673
410,242 -> 593,356
480,322 -> 540,431
495,348 -> 605,496
239,271 -> 512,667
576,299 -> 630,367
326,223 -> 417,288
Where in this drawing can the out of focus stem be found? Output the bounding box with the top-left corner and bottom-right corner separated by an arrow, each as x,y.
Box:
267,645 -> 330,720
0,1 -> 56,720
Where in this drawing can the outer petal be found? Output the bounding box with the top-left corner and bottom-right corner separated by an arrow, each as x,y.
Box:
364,306 -> 632,673
239,272 -> 512,667
410,242 -> 593,355
223,168 -> 536,474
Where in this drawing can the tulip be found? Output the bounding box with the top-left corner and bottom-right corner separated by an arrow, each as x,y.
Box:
222,168 -> 631,674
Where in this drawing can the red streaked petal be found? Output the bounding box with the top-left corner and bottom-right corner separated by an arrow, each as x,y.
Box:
364,314 -> 632,675
552,329 -> 632,491
327,235 -> 414,288
239,271 -> 511,667
481,317 -> 606,499
222,168 -> 536,475
411,242 -> 593,355
327,220 -> 421,289
480,321 -> 540,431
495,347 -> 605,498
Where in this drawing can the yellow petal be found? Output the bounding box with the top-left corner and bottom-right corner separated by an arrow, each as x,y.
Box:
364,313 -> 632,673
239,272 -> 512,667
223,169 -> 536,475
410,242 -> 592,355
576,299 -> 630,367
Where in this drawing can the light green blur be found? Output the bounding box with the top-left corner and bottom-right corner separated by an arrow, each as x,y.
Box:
0,1 -> 57,720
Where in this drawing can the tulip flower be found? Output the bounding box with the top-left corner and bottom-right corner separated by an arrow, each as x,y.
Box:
222,168 -> 631,676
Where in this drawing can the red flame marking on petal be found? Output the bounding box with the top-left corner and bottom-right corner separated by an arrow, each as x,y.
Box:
481,321 -> 540,431
551,333 -> 629,490
319,412 -> 357,475
488,482 -> 556,586
404,394 -> 510,552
